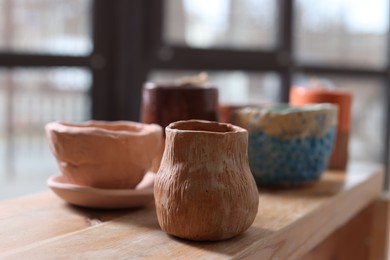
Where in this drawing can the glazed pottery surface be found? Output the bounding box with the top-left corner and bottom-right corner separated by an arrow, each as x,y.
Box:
154,120 -> 259,241
290,86 -> 352,170
232,104 -> 338,186
45,121 -> 162,189
140,82 -> 219,129
219,103 -> 264,124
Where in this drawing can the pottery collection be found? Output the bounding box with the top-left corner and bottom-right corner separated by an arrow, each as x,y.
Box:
45,77 -> 347,242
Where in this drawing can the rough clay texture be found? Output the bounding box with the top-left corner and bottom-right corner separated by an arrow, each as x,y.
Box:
45,120 -> 162,189
154,120 -> 259,241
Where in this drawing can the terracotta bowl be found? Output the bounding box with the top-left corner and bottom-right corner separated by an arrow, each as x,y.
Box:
45,121 -> 163,189
232,104 -> 338,186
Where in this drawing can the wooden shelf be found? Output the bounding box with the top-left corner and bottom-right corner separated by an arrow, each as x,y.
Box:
0,163 -> 385,259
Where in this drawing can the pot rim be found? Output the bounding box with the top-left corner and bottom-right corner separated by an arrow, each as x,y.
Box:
166,119 -> 247,135
291,85 -> 352,97
45,120 -> 162,137
144,81 -> 217,90
237,103 -> 338,117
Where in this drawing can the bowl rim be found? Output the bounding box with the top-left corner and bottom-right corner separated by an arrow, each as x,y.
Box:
291,85 -> 352,97
45,120 -> 162,137
238,103 -> 338,116
143,81 -> 218,90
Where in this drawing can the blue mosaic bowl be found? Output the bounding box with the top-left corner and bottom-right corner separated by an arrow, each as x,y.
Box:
232,104 -> 338,186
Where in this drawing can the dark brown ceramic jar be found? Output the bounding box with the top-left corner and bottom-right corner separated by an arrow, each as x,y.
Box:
140,82 -> 219,172
140,82 -> 219,129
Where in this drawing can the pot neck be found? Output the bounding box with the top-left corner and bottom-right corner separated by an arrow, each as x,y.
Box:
163,129 -> 248,165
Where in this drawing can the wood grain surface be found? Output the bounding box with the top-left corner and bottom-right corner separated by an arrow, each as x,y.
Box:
0,163 -> 384,259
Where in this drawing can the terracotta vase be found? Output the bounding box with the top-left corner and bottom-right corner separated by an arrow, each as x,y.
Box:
45,121 -> 162,189
154,120 -> 259,241
290,87 -> 352,170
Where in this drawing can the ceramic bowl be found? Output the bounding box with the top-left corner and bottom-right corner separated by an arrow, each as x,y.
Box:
232,104 -> 338,186
45,120 -> 163,189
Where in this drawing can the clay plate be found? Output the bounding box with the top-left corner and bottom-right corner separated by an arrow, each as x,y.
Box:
47,172 -> 155,209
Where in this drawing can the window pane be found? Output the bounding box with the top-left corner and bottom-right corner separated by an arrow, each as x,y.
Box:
294,74 -> 386,164
0,0 -> 92,55
0,68 -> 91,199
295,0 -> 389,68
149,70 -> 281,105
164,0 -> 278,50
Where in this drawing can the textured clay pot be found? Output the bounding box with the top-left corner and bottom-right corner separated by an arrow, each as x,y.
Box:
290,86 -> 352,170
45,121 -> 162,189
154,120 -> 259,241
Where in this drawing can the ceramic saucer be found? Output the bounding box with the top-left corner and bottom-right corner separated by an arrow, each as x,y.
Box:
47,172 -> 155,209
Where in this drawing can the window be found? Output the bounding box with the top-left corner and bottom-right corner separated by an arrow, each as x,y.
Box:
2,0 -> 390,199
0,0 -> 93,199
164,0 -> 278,50
0,0 -> 92,55
295,0 -> 389,69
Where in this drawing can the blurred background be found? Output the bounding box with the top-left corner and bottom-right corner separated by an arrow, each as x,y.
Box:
0,0 -> 389,199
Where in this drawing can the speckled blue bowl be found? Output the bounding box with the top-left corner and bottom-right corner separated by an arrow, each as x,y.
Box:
232,104 -> 338,186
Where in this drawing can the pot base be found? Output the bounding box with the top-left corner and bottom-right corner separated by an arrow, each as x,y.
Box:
47,171 -> 155,209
